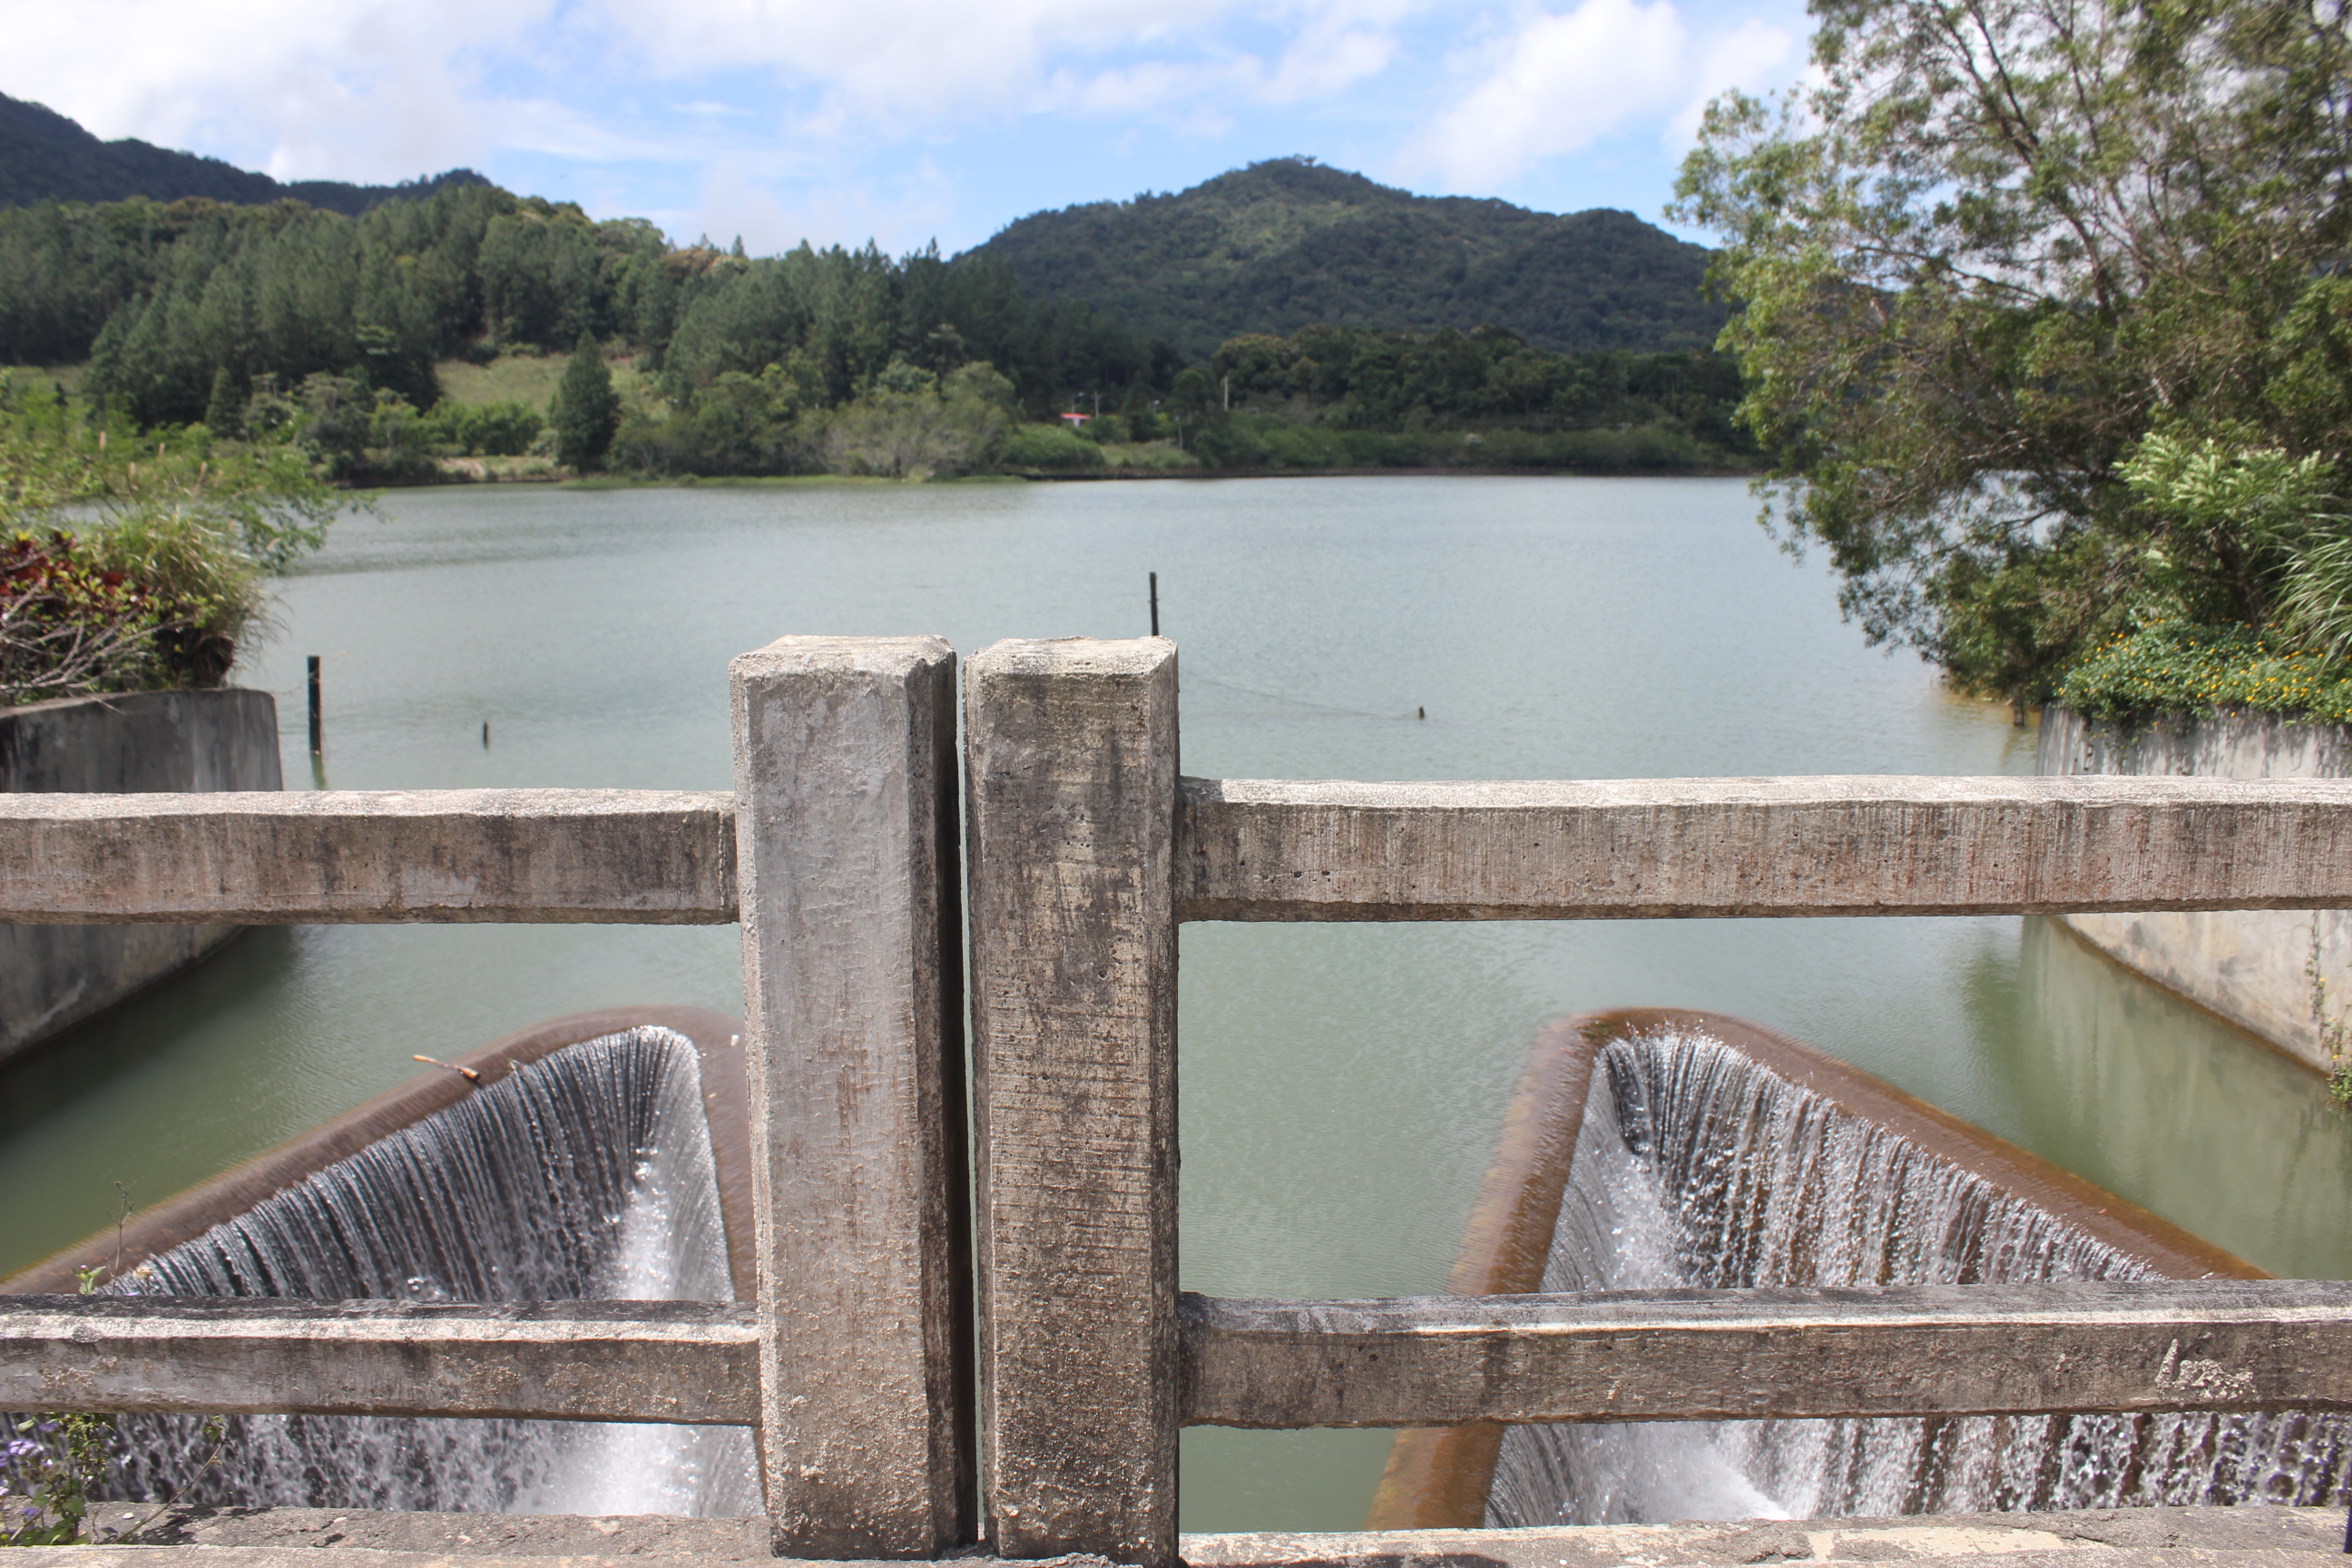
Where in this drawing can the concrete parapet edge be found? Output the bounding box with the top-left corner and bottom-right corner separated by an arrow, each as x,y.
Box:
2036,706 -> 2352,1072
0,687 -> 280,1063
9,1504 -> 2342,1568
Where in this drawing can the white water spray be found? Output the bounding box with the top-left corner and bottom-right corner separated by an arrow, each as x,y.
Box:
1487,1029 -> 2350,1525
111,1027 -> 759,1517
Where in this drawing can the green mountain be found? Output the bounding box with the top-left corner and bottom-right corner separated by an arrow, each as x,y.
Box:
0,92 -> 488,216
959,157 -> 1724,359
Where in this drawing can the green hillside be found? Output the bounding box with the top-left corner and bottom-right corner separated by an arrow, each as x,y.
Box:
0,92 -> 487,216
960,157 -> 1725,359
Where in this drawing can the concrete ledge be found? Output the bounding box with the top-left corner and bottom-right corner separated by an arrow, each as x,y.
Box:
7,1505 -> 2340,1568
1178,774 -> 2352,922
1187,1507 -> 2348,1566
2038,707 -> 2352,1072
0,789 -> 737,924
0,688 -> 280,1062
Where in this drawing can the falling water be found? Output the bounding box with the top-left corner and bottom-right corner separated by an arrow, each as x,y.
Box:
1487,1027 -> 2350,1526
105,1026 -> 759,1516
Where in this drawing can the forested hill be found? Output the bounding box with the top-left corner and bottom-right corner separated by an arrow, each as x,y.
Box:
961,158 -> 1724,359
0,93 -> 488,215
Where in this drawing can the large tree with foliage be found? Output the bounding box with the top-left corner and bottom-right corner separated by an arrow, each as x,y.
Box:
550,333 -> 621,472
1674,0 -> 2352,717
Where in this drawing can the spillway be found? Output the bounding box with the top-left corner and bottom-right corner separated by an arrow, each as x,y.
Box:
1380,1011 -> 2350,1528
90,1023 -> 758,1516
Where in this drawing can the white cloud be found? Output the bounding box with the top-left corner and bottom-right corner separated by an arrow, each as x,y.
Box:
0,0 -> 558,180
589,0 -> 1414,133
0,0 -> 1428,188
1666,17 -> 1796,145
0,0 -> 1788,250
593,0 -> 1209,122
696,160 -> 956,256
1402,0 -> 1790,189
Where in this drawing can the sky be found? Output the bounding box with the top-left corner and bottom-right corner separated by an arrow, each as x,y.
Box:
0,0 -> 1811,257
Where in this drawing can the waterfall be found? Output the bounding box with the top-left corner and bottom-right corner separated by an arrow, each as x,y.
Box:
1487,1027 -> 2350,1526
104,1026 -> 759,1517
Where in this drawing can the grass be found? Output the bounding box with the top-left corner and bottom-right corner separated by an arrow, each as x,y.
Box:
3,363 -> 91,397
432,352 -> 654,413
5,358 -> 642,416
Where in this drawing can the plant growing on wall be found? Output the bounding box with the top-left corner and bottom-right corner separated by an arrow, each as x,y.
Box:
2,1238 -> 227,1546
0,373 -> 341,706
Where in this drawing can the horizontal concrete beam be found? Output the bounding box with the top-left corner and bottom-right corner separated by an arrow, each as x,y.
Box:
0,790 -> 737,923
17,1502 -> 2348,1566
1177,775 -> 2352,921
0,1296 -> 756,1423
1180,1280 -> 2352,1426
23,1504 -> 2351,1567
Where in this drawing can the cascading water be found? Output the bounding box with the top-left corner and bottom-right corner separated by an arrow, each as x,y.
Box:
1487,1027 -> 2350,1526
103,1026 -> 758,1516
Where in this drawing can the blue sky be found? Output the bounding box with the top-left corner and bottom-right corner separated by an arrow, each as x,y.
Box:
2,0 -> 1811,256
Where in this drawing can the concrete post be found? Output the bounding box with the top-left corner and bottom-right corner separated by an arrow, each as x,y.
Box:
729,635 -> 974,1557
964,637 -> 1181,1567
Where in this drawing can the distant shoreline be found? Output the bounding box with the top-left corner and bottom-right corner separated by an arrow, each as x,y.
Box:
360,463 -> 1759,491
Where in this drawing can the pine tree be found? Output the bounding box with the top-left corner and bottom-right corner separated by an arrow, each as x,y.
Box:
202,367 -> 242,436
550,332 -> 620,471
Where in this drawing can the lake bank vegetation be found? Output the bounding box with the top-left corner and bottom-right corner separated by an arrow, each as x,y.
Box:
0,180 -> 1755,484
0,373 -> 339,705
1678,0 -> 2352,726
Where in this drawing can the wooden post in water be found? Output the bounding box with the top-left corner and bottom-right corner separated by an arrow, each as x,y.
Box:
306,656 -> 322,756
1149,572 -> 1159,637
729,635 -> 975,1557
965,637 -> 1181,1567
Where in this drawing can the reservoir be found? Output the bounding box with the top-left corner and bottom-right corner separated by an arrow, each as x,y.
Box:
3,475 -> 2347,1530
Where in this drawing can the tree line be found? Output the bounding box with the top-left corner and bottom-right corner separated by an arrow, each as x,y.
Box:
0,180 -> 1754,481
0,184 -> 1181,429
1205,325 -> 1749,448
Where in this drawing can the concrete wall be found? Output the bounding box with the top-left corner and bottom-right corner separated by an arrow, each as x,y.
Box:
1,688 -> 280,1064
2036,707 -> 2352,1073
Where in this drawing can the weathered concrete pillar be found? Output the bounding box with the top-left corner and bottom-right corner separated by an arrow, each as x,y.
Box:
729,635 -> 973,1557
964,637 -> 1181,1568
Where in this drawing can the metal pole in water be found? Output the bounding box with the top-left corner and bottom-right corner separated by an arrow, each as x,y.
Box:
307,656 -> 322,755
1149,572 -> 1159,637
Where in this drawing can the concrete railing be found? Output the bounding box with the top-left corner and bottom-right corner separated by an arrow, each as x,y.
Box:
8,633 -> 2352,1567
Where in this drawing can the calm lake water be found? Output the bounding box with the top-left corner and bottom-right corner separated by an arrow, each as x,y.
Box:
4,475 -> 2348,1530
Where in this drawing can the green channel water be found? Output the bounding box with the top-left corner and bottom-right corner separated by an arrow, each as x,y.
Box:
2,475 -> 2347,1530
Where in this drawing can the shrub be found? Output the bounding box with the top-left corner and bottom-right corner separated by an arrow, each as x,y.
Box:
821,388 -> 1005,480
420,400 -> 544,457
1000,424 -> 1106,470
2054,622 -> 2352,727
0,374 -> 334,704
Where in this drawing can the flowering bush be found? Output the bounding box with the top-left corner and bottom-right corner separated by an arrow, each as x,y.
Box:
1,1413 -> 114,1545
2054,622 -> 2352,727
